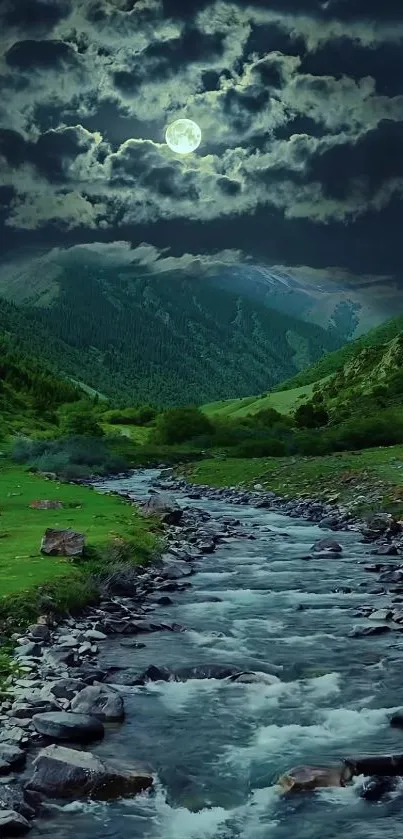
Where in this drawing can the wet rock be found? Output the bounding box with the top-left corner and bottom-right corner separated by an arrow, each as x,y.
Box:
0,745 -> 26,774
43,647 -> 76,667
372,545 -> 399,556
28,625 -> 50,642
0,809 -> 30,836
359,775 -> 399,801
119,640 -> 146,649
25,744 -> 153,800
32,712 -> 104,742
344,753 -> 403,777
227,671 -> 280,685
368,609 -> 393,621
40,528 -> 85,558
390,712 -> 403,728
362,513 -> 401,541
348,625 -> 391,637
14,644 -> 42,659
143,493 -> 183,525
43,679 -> 86,701
75,667 -> 107,685
312,538 -> 343,553
0,787 -> 40,821
379,569 -> 403,583
70,685 -> 124,721
279,764 -> 351,793
84,629 -> 107,641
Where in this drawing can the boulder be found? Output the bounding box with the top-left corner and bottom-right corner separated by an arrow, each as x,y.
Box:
30,500 -> 63,510
15,643 -> 42,659
312,538 -> 342,553
28,624 -> 50,642
368,609 -> 393,621
0,787 -> 40,822
43,647 -> 76,667
70,685 -> 124,721
32,712 -> 104,743
390,713 -> 403,728
142,493 -> 183,525
362,513 -> 401,541
227,671 -> 280,685
40,528 -> 85,558
279,764 -> 351,793
0,810 -> 30,836
0,744 -> 26,775
42,679 -> 86,701
344,753 -> 403,777
25,744 -> 153,800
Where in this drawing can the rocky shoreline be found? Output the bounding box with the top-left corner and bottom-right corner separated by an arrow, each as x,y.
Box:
2,468 -> 403,834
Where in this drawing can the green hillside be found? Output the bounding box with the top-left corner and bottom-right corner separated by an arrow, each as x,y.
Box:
203,315 -> 403,420
0,265 -> 341,407
0,335 -> 81,435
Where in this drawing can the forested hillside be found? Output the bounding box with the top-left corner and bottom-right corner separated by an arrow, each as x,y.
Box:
0,266 -> 342,406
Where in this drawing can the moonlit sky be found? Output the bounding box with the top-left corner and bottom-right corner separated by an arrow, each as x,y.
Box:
0,0 -> 402,305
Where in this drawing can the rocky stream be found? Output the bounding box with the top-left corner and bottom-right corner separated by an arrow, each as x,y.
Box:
3,468 -> 403,838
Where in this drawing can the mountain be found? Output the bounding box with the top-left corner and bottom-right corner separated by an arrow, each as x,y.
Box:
0,258 -> 343,407
202,315 -> 403,420
0,325 -> 81,435
208,264 -> 401,342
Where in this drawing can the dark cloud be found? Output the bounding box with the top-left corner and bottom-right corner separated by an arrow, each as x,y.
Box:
2,0 -> 72,31
0,0 -> 402,302
309,121 -> 403,200
5,39 -> 78,70
300,40 -> 403,96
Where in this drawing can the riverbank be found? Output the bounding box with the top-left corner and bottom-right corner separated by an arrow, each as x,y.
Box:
180,445 -> 403,518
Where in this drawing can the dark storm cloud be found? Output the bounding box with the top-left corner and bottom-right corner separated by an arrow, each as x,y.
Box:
0,0 -> 402,299
5,39 -> 78,70
2,0 -> 72,32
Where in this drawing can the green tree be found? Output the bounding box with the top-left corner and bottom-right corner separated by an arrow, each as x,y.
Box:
60,403 -> 104,437
152,407 -> 213,444
294,402 -> 329,429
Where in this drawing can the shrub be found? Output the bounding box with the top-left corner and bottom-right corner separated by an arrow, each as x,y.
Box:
103,405 -> 157,426
60,402 -> 104,437
152,407 -> 213,444
294,402 -> 329,429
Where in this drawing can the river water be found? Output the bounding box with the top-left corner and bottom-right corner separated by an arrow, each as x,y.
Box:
34,470 -> 403,839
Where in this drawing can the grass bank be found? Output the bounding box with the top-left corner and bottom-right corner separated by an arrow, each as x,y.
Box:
0,463 -> 157,633
181,445 -> 403,517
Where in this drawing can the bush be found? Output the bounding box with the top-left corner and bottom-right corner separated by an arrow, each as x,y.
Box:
294,402 -> 329,429
60,402 -> 104,437
10,435 -> 128,479
103,405 -> 157,426
326,411 -> 403,451
232,438 -> 287,458
152,407 -> 213,444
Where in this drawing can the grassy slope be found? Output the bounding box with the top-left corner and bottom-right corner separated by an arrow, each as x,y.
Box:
0,463 -> 155,597
203,382 -> 320,419
183,447 -> 403,516
202,315 -> 403,420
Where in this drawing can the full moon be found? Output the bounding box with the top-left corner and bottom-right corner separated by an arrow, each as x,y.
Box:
165,118 -> 202,155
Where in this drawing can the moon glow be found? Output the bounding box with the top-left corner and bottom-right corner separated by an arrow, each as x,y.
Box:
165,119 -> 202,154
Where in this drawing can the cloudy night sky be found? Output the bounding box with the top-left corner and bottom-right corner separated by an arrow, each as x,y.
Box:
0,0 -> 402,302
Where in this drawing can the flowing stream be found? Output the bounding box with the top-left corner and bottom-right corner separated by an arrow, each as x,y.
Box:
34,469 -> 403,839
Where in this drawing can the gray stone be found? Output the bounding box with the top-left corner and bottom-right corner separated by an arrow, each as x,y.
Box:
40,528 -> 85,558
32,712 -> 104,743
368,608 -> 393,621
14,644 -> 42,660
44,647 -> 76,667
0,745 -> 26,775
28,625 -> 50,642
71,685 -> 124,721
44,679 -> 86,701
0,810 -> 30,836
84,629 -> 107,641
143,493 -> 183,525
25,744 -> 153,800
312,538 -> 343,553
